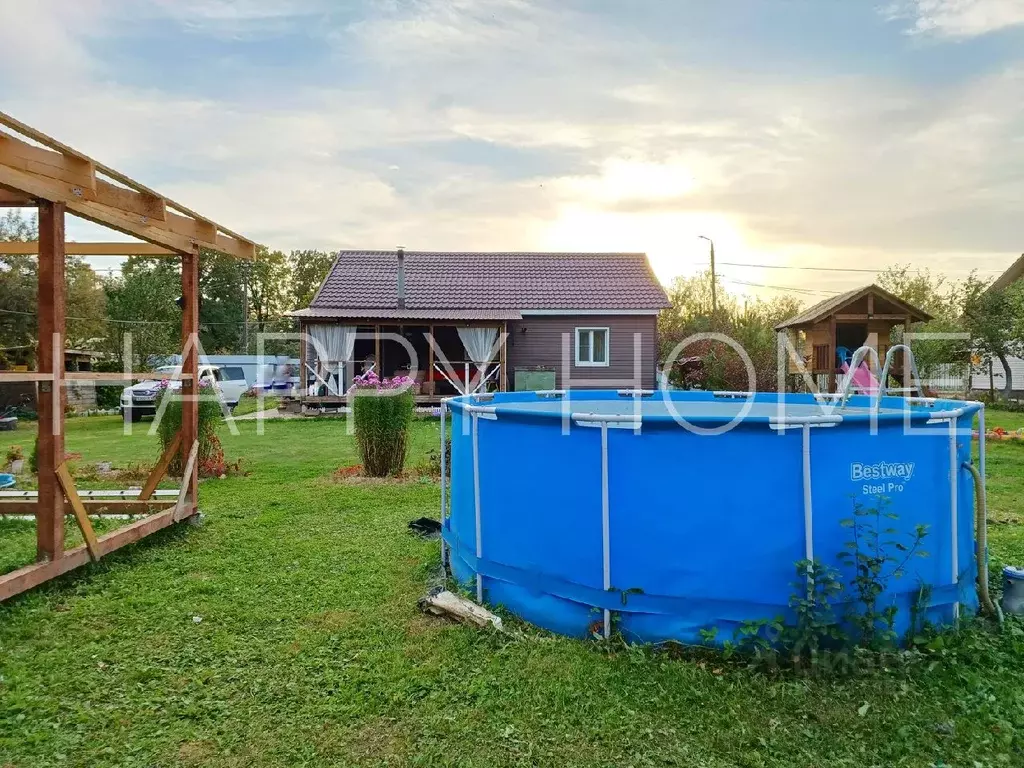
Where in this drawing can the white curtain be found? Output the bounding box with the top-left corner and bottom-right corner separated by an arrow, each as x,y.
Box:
308,324 -> 356,392
457,326 -> 499,365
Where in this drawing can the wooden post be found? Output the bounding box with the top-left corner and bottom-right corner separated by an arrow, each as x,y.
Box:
36,201 -> 66,562
500,321 -> 508,392
298,321 -> 307,397
180,246 -> 200,512
827,313 -> 837,393
374,324 -> 381,375
427,324 -> 435,397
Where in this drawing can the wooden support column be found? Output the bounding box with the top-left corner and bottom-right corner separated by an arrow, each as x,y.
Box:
500,321 -> 508,392
374,325 -> 381,375
827,313 -> 837,393
298,321 -> 307,396
180,246 -> 200,512
427,324 -> 435,396
36,201 -> 66,561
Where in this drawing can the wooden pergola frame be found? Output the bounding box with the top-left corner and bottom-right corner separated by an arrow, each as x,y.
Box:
0,112 -> 256,602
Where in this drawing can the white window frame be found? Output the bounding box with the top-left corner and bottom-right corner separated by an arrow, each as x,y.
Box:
575,327 -> 610,367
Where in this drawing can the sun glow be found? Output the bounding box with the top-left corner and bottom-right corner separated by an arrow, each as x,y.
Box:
542,207 -> 749,286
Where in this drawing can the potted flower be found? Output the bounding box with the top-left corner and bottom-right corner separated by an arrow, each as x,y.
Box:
6,445 -> 24,474
349,371 -> 415,477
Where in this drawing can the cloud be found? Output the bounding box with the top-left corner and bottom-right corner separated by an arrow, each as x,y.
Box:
883,0 -> 1024,38
0,0 -> 1018,297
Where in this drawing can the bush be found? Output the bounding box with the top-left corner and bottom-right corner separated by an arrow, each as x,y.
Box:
154,381 -> 226,477
350,371 -> 415,477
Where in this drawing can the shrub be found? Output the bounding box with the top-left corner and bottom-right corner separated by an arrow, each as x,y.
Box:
350,371 -> 415,477
154,380 -> 226,477
5,445 -> 24,465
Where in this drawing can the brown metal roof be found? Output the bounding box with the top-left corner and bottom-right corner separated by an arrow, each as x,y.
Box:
306,251 -> 670,312
774,284 -> 932,330
288,307 -> 522,321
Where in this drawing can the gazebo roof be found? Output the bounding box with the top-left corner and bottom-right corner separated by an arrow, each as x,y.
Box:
775,283 -> 932,330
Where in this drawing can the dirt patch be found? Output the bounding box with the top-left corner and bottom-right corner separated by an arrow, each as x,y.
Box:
177,740 -> 217,766
323,464 -> 424,486
315,717 -> 410,765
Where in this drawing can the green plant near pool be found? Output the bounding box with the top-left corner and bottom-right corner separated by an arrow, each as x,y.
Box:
350,371 -> 415,477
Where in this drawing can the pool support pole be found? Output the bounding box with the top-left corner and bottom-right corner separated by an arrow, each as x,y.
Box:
601,421 -> 611,639
802,424 -> 814,593
439,400 -> 447,571
949,416 -> 959,620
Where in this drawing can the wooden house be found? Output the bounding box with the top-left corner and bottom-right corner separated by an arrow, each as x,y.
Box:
287,249 -> 670,407
775,284 -> 932,393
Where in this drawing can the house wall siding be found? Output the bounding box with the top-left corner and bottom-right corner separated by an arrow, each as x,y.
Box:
506,315 -> 659,390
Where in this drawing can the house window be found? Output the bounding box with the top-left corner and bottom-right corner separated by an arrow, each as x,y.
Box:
575,327 -> 609,367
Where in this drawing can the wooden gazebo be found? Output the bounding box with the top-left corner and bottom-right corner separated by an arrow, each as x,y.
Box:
0,112 -> 255,601
776,284 -> 932,393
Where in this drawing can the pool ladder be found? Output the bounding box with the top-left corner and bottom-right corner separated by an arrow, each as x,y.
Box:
836,344 -> 925,407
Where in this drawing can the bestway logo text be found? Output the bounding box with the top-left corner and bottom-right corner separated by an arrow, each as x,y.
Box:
850,461 -> 915,482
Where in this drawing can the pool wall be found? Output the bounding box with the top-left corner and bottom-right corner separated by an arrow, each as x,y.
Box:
440,390 -> 981,645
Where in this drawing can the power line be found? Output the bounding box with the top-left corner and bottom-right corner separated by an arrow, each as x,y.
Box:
717,261 -> 1000,275
720,276 -> 841,297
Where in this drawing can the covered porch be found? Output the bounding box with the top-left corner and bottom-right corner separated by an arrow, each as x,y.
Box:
290,311 -> 517,407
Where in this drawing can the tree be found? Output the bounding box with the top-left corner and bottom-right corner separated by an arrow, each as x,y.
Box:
962,275 -> 1024,400
877,265 -> 970,380
0,210 -> 106,362
103,257 -> 180,369
198,249 -> 244,353
658,270 -> 803,392
288,249 -> 335,309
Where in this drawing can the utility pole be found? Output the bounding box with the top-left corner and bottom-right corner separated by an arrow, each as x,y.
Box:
698,235 -> 716,314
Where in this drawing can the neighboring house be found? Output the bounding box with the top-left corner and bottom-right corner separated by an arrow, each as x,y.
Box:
288,249 -> 670,404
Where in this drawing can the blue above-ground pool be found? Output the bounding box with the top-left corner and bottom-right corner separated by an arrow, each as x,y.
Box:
440,389 -> 985,645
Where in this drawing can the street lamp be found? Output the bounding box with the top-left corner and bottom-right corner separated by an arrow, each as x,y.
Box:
698,235 -> 717,314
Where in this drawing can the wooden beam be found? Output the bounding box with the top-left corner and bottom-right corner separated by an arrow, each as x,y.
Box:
0,499 -> 176,515
36,201 -> 65,562
0,188 -> 32,206
0,163 -> 254,258
834,313 -> 908,322
55,463 -> 101,562
181,248 -> 200,512
0,130 -> 96,190
0,110 -> 254,249
140,430 -> 182,501
175,440 -> 200,521
0,240 -> 175,256
0,502 -> 197,602
94,178 -> 166,222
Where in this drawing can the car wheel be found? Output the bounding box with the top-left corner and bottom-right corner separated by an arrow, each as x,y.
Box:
124,408 -> 143,423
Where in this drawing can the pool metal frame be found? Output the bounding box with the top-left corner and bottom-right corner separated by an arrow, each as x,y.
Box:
438,383 -> 988,640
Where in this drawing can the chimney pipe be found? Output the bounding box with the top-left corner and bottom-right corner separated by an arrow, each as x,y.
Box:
396,246 -> 406,309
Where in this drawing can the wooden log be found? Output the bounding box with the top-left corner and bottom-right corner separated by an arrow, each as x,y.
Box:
418,588 -> 504,631
36,200 -> 66,561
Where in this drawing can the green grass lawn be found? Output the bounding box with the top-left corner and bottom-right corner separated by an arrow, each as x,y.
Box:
1,411 -> 1023,767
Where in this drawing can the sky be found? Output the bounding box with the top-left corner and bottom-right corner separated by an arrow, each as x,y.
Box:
0,0 -> 1022,301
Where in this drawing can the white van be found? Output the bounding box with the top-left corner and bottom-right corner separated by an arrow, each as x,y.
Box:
119,365 -> 248,423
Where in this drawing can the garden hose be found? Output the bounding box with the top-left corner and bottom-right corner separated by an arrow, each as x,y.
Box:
962,461 -> 998,617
